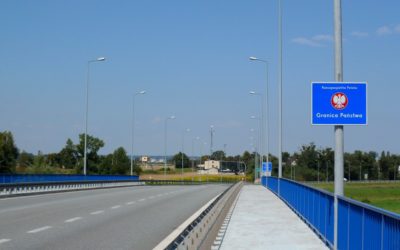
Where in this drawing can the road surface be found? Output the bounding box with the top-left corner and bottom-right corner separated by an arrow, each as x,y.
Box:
0,184 -> 230,250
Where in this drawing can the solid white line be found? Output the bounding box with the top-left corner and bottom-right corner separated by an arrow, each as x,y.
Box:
90,210 -> 104,215
27,226 -> 52,234
126,201 -> 135,205
0,239 -> 11,244
65,217 -> 82,223
111,205 -> 121,209
153,193 -> 221,250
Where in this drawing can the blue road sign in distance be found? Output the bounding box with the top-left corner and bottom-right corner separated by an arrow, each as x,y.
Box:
262,162 -> 267,172
262,162 -> 272,172
312,82 -> 367,125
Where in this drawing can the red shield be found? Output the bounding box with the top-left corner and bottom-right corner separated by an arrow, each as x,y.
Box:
331,92 -> 348,110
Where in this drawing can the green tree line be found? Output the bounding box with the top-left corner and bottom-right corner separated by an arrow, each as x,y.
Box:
1,131 -> 400,180
0,131 -> 141,175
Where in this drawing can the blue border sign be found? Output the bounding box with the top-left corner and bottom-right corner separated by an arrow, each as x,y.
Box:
262,162 -> 272,172
312,82 -> 367,125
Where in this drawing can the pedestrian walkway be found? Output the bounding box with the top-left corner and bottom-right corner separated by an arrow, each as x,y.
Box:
219,185 -> 328,250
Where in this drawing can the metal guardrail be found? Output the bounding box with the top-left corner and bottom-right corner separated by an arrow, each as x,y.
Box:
162,182 -> 242,250
0,174 -> 139,184
0,176 -> 238,197
0,180 -> 144,197
262,176 -> 400,250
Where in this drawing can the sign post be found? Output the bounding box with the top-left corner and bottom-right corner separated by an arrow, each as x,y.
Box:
262,162 -> 273,176
312,81 -> 367,250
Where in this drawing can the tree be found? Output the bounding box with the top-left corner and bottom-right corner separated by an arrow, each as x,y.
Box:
0,131 -> 19,173
211,150 -> 225,160
59,139 -> 79,169
110,147 -> 130,175
18,151 -> 34,168
99,154 -> 113,174
76,134 -> 105,174
173,152 -> 190,168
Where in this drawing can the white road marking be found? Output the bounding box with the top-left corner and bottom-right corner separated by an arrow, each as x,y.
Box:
27,226 -> 52,234
138,198 -> 146,202
126,201 -> 135,205
149,196 -> 155,199
111,205 -> 121,209
65,217 -> 82,223
0,239 -> 11,244
90,210 -> 104,215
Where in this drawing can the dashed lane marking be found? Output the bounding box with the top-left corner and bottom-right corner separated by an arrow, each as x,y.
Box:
0,239 -> 11,244
65,217 -> 82,223
27,226 -> 52,234
90,210 -> 104,215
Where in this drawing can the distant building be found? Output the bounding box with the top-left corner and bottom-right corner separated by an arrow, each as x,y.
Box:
140,156 -> 149,163
197,160 -> 245,175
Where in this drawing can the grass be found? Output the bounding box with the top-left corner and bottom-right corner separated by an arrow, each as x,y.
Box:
311,182 -> 400,214
140,171 -> 247,183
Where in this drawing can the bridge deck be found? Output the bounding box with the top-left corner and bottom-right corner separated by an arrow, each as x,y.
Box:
220,185 -> 329,250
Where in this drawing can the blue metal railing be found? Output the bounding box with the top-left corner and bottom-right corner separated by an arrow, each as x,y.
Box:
261,176 -> 400,249
0,174 -> 139,184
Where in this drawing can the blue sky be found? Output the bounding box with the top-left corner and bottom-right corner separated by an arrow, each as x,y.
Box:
1,0 -> 399,156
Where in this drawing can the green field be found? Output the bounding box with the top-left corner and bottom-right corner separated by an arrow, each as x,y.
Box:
311,182 -> 400,214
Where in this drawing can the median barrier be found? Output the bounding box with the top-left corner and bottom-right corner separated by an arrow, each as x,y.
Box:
155,181 -> 242,250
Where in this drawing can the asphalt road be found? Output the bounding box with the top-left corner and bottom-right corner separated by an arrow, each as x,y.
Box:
0,184 -> 230,250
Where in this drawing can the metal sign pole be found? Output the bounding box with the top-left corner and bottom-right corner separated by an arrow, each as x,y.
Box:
333,0 -> 344,249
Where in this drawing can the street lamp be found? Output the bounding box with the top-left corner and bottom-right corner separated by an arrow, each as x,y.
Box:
249,90 -> 265,169
84,56 -> 106,175
164,115 -> 176,178
192,136 -> 200,172
249,56 -> 270,172
181,128 -> 191,181
210,125 -> 215,158
250,116 -> 262,181
131,90 -> 146,176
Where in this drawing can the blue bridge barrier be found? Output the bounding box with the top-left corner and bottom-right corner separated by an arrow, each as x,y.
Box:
0,174 -> 139,184
262,176 -> 400,250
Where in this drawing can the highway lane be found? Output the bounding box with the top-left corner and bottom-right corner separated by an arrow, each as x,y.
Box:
0,184 -> 230,250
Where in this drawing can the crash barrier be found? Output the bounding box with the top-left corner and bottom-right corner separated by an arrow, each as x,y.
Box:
0,174 -> 139,184
0,176 -> 237,197
156,182 -> 242,250
262,176 -> 400,250
0,180 -> 143,197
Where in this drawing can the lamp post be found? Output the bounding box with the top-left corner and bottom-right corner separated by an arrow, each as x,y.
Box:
249,90 -> 266,168
131,90 -> 146,176
192,136 -> 200,173
164,116 -> 176,178
84,57 -> 106,175
181,128 -> 191,181
249,57 -> 270,174
250,116 -> 262,181
210,125 -> 215,158
278,0 -> 283,182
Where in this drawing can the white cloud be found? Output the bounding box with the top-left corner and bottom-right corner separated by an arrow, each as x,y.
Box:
292,34 -> 333,47
292,37 -> 322,47
376,26 -> 392,36
312,34 -> 333,41
395,24 -> 400,33
351,31 -> 369,38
